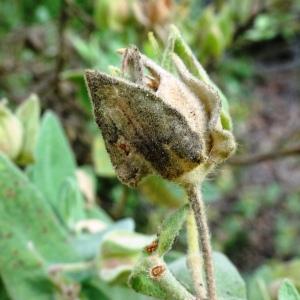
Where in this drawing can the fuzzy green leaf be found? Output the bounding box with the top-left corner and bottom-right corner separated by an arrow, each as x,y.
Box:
32,111 -> 77,206
169,252 -> 247,300
156,204 -> 189,256
72,218 -> 135,260
16,94 -> 40,165
247,260 -> 300,300
147,32 -> 162,61
92,135 -> 116,177
98,230 -> 154,282
87,278 -> 154,300
279,280 -> 300,300
0,154 -> 80,300
58,177 -> 86,230
138,175 -> 186,208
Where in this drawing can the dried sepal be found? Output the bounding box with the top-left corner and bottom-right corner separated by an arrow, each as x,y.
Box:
172,53 -> 236,165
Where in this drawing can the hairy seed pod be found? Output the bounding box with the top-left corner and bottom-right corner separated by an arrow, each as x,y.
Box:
85,46 -> 235,187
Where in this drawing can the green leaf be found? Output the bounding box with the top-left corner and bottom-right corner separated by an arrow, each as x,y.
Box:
85,205 -> 113,225
0,278 -> 10,300
70,34 -> 102,69
72,218 -> 135,260
272,260 -> 300,284
197,7 -> 225,62
145,32 -> 162,61
217,4 -> 235,46
92,135 -> 116,177
0,154 -> 80,300
156,205 -> 188,256
138,175 -> 186,208
169,252 -> 247,300
58,177 -> 86,230
212,252 -> 247,300
82,281 -> 111,300
94,0 -> 111,30
202,27 -> 225,61
16,94 -> 40,165
88,277 -> 154,300
98,230 -> 154,282
32,111 -> 77,206
247,259 -> 300,300
279,280 -> 300,300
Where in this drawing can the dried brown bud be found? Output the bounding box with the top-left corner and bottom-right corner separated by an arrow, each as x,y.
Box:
85,46 -> 235,187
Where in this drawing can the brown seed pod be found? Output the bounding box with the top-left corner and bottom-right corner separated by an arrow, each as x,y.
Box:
85,51 -> 208,187
85,46 -> 236,187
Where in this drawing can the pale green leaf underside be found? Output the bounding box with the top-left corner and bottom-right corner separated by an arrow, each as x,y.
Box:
169,252 -> 247,300
0,154 -> 80,300
32,111 -> 77,206
279,280 -> 300,300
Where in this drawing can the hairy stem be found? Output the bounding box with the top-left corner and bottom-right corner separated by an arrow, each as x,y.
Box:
186,185 -> 217,300
156,264 -> 196,300
186,209 -> 207,299
129,255 -> 195,300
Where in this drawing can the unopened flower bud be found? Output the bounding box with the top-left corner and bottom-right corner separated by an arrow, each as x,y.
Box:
0,101 -> 23,160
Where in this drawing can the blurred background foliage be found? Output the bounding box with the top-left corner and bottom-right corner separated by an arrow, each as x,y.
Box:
0,0 -> 300,299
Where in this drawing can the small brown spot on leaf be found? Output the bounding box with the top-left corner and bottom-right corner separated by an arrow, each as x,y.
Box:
145,239 -> 158,254
150,264 -> 165,278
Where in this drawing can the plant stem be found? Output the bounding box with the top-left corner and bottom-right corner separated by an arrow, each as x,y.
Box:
229,143 -> 300,165
129,255 -> 196,300
157,264 -> 197,300
186,184 -> 217,300
48,260 -> 95,275
186,209 -> 207,299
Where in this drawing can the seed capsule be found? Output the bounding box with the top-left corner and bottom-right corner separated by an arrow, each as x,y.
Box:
85,46 -> 235,187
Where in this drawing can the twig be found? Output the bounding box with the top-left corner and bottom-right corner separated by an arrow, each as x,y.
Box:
186,185 -> 217,300
55,0 -> 68,94
186,209 -> 207,300
228,144 -> 300,166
